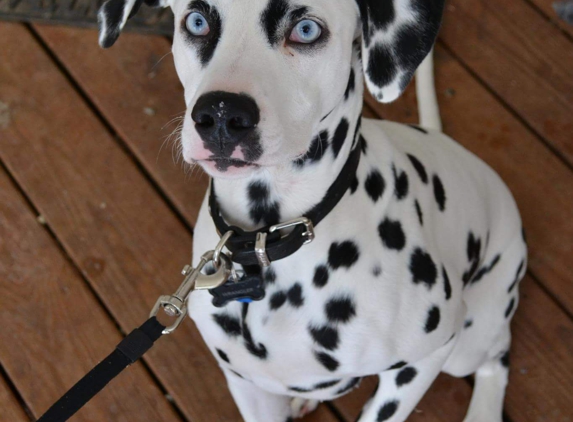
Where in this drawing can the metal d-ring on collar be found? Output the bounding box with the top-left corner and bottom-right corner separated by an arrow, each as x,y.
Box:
208,140 -> 362,268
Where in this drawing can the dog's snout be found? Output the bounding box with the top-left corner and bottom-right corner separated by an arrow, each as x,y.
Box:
192,91 -> 260,147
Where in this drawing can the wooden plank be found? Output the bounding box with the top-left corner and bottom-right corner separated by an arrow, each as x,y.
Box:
33,24 -> 209,227
440,0 -> 573,166
506,276 -> 573,420
0,169 -> 181,421
366,46 -> 573,316
0,23 -> 338,422
530,0 -> 573,39
0,375 -> 29,422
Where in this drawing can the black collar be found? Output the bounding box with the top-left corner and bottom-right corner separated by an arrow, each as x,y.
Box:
209,141 -> 362,266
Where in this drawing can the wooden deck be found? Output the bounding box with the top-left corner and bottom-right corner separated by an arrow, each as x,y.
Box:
0,0 -> 572,419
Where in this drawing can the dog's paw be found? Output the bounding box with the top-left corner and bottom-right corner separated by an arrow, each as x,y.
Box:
290,397 -> 320,419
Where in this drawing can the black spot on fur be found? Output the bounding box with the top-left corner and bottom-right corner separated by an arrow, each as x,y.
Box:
365,169 -> 386,202
432,174 -> 446,211
414,200 -> 423,226
216,348 -> 230,363
344,68 -> 356,100
260,0 -> 289,45
393,165 -> 409,200
424,306 -> 441,333
264,267 -> 276,285
242,324 -> 268,359
287,283 -> 304,307
407,154 -> 428,184
309,325 -> 339,350
388,361 -> 408,371
407,124 -> 428,134
328,241 -> 360,269
508,260 -> 525,293
378,218 -> 406,251
213,314 -> 242,337
373,265 -> 382,277
396,367 -> 417,387
464,319 -> 473,329
332,118 -> 350,158
409,248 -> 438,288
248,181 -> 280,226
360,135 -> 368,155
442,266 -> 452,300
313,265 -> 329,288
500,351 -> 510,368
269,291 -> 287,310
295,130 -> 329,166
367,43 -> 398,89
335,377 -> 361,395
377,400 -> 399,421
350,175 -> 359,194
315,379 -> 342,389
326,297 -> 357,323
183,1 -> 223,66
315,352 -> 340,371
505,298 -> 515,318
463,232 -> 482,286
471,254 -> 501,284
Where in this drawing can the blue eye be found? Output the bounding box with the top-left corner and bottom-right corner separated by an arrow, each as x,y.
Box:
186,12 -> 210,36
289,19 -> 322,44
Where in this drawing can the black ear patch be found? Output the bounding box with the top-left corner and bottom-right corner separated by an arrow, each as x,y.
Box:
357,0 -> 445,102
98,0 -> 166,48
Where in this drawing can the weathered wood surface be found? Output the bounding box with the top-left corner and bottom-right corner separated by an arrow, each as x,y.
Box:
0,375 -> 28,422
0,168 -> 181,421
440,0 -> 573,166
367,46 -> 573,317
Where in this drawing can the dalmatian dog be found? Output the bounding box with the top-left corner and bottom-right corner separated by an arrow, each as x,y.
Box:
98,0 -> 527,420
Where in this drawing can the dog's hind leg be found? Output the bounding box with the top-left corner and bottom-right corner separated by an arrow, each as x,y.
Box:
223,370 -> 292,422
357,340 -> 455,422
463,327 -> 511,422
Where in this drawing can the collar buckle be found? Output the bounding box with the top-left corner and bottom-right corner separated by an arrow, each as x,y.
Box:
269,217 -> 315,245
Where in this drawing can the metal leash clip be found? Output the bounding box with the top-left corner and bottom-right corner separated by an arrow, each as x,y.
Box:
150,249 -> 232,334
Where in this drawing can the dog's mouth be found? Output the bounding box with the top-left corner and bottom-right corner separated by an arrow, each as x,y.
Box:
201,157 -> 260,172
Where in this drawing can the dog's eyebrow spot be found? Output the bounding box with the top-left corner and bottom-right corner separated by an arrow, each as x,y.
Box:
183,0 -> 222,66
260,0 -> 290,45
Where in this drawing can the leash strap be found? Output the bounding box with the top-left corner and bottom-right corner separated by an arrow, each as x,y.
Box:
209,141 -> 362,266
38,317 -> 165,422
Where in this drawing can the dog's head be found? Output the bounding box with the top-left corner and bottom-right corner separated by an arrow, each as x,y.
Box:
98,0 -> 444,178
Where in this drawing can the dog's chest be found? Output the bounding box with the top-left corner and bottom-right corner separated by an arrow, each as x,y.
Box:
189,235 -> 460,398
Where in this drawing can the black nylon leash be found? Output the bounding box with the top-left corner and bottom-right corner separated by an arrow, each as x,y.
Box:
37,317 -> 165,422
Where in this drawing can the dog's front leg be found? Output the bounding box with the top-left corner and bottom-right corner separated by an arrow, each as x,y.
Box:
224,370 -> 293,422
357,340 -> 456,422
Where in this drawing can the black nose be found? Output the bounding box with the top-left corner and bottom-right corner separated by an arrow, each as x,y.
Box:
191,91 -> 260,148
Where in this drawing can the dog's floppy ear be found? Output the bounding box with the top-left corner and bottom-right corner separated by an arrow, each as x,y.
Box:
357,0 -> 445,103
98,0 -> 168,48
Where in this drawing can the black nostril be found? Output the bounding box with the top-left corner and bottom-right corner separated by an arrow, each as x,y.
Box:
191,91 -> 260,145
195,113 -> 215,127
